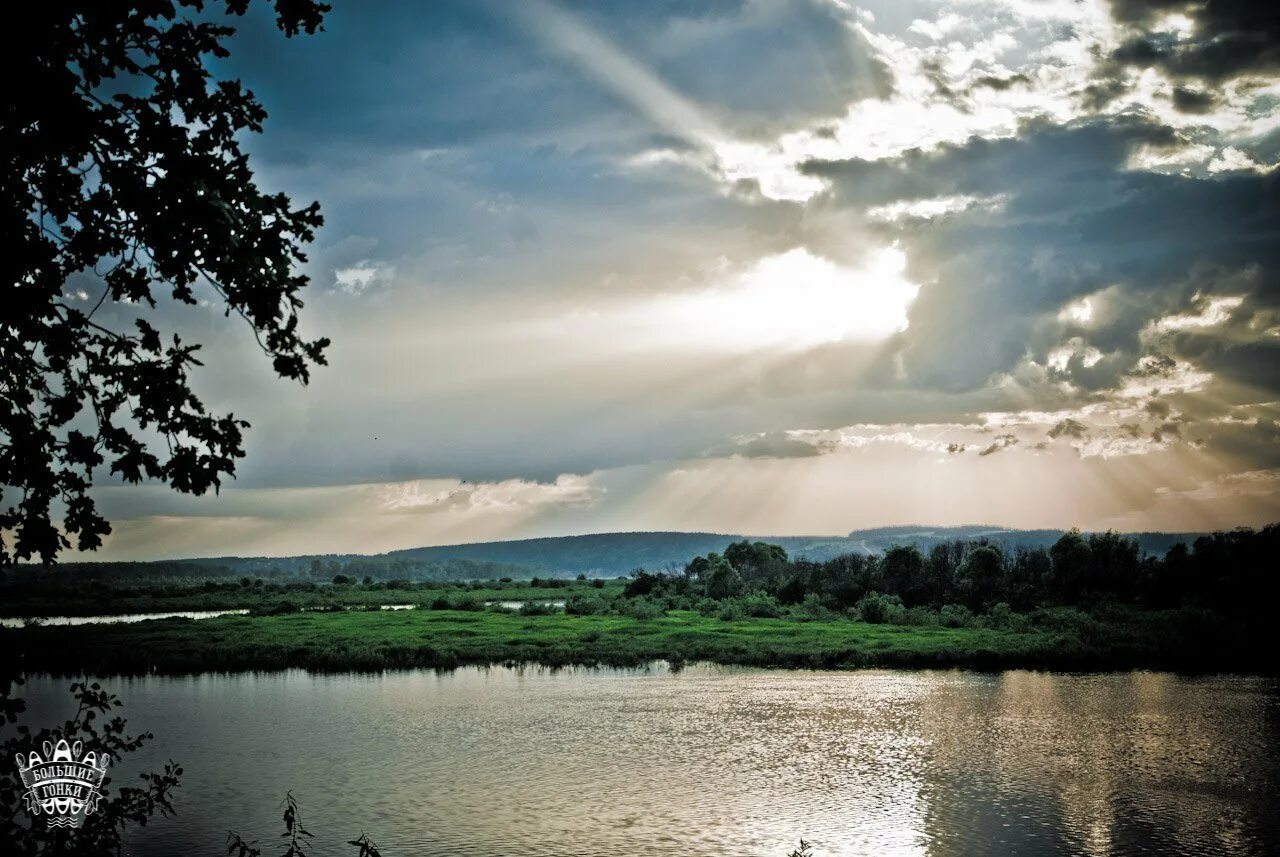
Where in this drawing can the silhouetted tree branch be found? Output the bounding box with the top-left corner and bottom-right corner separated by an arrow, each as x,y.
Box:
2,1 -> 332,563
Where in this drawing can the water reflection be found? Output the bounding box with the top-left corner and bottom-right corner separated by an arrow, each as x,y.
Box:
14,668 -> 1280,856
485,600 -> 567,610
0,609 -> 248,628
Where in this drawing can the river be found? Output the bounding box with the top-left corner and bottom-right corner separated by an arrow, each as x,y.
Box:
15,666 -> 1280,855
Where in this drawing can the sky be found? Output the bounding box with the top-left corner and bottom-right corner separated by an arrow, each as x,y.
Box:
75,0 -> 1280,559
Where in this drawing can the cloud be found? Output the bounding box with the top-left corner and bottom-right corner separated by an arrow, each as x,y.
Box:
511,0 -> 854,201
1171,85 -> 1219,114
723,432 -> 832,460
1207,147 -> 1264,174
865,193 -> 1008,222
1048,418 -> 1090,440
87,474 -> 604,559
1107,1 -> 1280,85
979,434 -> 1019,456
71,0 -> 1280,558
334,260 -> 395,295
1147,293 -> 1244,332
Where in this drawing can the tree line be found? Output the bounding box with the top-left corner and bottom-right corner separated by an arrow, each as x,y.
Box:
619,525 -> 1280,617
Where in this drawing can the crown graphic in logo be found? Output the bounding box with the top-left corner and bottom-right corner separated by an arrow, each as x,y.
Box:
15,738 -> 110,828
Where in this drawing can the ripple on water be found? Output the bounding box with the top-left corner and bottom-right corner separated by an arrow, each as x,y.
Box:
13,667 -> 1280,856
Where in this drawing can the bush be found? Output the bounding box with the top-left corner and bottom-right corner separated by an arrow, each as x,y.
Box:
485,602 -> 519,614
624,572 -> 662,598
738,591 -> 783,618
789,593 -> 834,622
854,592 -> 906,624
590,578 -> 605,589
430,595 -> 484,611
518,600 -> 559,616
981,602 -> 1028,631
694,597 -> 720,617
250,599 -> 301,616
903,606 -> 939,627
938,603 -> 975,628
716,600 -> 746,622
619,596 -> 665,620
565,594 -> 609,615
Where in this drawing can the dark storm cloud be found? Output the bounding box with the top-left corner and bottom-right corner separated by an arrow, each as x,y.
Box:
969,73 -> 1032,93
1170,85 -> 1220,113
979,434 -> 1019,456
1106,0 -> 1280,84
1197,412 -> 1280,468
805,116 -> 1280,394
1048,419 -> 1090,440
1168,330 -> 1280,391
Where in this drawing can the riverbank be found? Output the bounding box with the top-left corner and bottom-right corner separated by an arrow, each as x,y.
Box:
3,607 -> 1263,675
0,580 -> 612,619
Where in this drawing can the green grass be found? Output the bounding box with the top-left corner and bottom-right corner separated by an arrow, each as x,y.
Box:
3,607 -> 1233,675
0,581 -> 617,618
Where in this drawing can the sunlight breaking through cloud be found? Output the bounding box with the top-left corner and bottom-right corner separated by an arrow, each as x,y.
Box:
638,246 -> 920,350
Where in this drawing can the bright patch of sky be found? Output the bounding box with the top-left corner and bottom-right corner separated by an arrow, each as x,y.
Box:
75,0 -> 1280,558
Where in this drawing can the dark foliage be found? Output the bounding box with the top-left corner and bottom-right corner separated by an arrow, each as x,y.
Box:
0,677 -> 182,856
2,1 -> 332,564
627,527 -> 1280,619
1,674 -> 385,856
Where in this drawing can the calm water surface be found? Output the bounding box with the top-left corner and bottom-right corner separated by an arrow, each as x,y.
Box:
17,667 -> 1280,856
486,599 -> 567,610
0,609 -> 248,627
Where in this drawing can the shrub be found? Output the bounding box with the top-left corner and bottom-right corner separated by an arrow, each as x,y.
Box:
519,600 -> 559,616
565,594 -> 609,615
620,596 -> 665,620
624,572 -> 662,598
981,602 -> 1028,631
738,591 -> 783,618
854,592 -> 906,624
716,600 -> 746,622
250,599 -> 301,616
903,606 -> 939,627
938,603 -> 975,628
789,593 -> 834,622
694,597 -> 720,616
485,602 -> 519,614
429,595 -> 484,611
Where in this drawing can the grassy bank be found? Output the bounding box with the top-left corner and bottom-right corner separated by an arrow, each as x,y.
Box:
0,580 -> 617,618
3,607 -> 1261,675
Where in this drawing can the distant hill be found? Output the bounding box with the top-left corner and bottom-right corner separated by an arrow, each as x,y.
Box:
40,526 -> 1210,580
385,526 -> 1207,575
